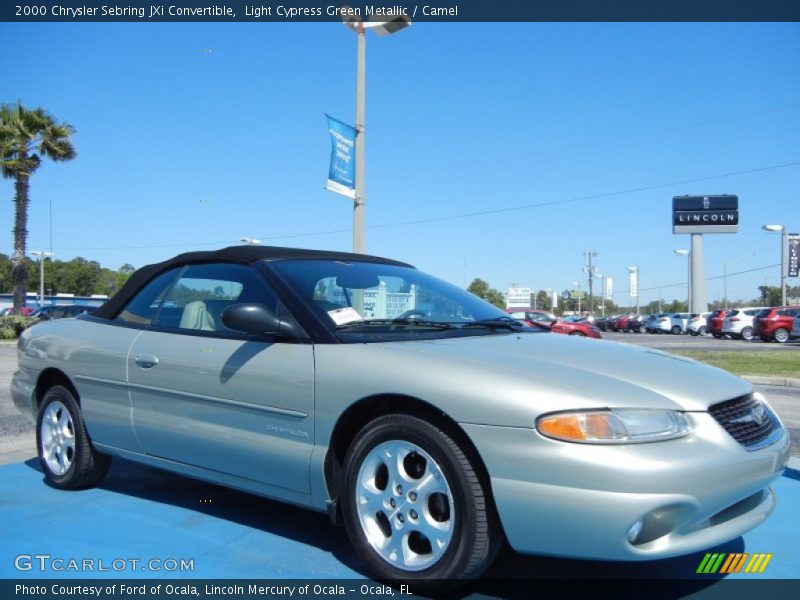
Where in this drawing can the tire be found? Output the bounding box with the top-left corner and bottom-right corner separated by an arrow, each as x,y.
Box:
569,331 -> 586,336
690,331 -> 698,336
698,326 -> 707,336
639,326 -> 646,334
36,385 -> 110,489
341,414 -> 501,591
741,327 -> 753,341
671,325 -> 682,335
713,333 -> 722,339
774,328 -> 790,344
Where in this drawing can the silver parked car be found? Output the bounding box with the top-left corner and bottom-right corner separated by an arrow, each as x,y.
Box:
11,247 -> 789,589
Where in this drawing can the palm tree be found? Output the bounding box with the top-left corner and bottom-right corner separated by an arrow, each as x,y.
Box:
0,103 -> 76,313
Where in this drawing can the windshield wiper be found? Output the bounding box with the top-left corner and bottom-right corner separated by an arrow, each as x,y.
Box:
462,318 -> 524,331
336,318 -> 457,330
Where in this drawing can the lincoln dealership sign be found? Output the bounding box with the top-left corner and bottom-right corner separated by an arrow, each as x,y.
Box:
672,195 -> 738,234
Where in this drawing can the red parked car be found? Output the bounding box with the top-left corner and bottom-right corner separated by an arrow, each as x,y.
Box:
708,309 -> 729,338
752,306 -> 800,343
504,309 -> 557,328
551,316 -> 603,338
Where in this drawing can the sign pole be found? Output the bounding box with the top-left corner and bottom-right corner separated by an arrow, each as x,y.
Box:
690,233 -> 706,313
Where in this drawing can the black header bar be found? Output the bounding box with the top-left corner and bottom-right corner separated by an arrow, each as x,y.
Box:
673,195 -> 739,211
3,1 -> 800,23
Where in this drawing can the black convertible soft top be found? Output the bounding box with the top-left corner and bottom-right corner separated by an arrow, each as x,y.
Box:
92,245 -> 413,320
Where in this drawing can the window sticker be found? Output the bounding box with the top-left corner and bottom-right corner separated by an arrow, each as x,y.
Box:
327,307 -> 363,326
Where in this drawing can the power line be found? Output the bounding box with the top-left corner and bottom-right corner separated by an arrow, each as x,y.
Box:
45,160 -> 800,251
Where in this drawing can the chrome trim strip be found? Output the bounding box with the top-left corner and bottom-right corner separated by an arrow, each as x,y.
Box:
74,375 -> 307,419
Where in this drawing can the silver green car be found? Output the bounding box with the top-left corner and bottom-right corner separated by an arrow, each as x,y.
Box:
11,246 -> 790,589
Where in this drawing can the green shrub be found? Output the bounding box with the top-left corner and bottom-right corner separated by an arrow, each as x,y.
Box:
0,315 -> 34,338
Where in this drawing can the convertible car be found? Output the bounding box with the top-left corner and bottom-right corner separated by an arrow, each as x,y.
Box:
11,246 -> 789,589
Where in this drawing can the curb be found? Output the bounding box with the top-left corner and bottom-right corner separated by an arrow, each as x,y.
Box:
744,376 -> 800,388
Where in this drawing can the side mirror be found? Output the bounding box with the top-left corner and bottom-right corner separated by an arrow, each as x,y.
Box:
221,303 -> 297,338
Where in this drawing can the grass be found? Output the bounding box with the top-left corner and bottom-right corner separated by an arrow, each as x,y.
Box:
675,350 -> 800,379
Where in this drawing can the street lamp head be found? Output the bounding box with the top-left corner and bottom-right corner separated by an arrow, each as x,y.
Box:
674,249 -> 689,256
239,237 -> 262,245
762,224 -> 784,233
340,6 -> 411,35
626,266 -> 637,273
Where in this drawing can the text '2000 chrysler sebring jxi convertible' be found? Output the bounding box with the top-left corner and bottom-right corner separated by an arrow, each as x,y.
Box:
11,246 -> 789,590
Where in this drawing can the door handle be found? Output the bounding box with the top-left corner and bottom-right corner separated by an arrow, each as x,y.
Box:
134,353 -> 159,369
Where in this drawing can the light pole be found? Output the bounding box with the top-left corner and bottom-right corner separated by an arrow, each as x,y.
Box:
572,281 -> 582,314
31,250 -> 53,308
674,250 -> 690,311
341,12 -> 411,254
762,225 -> 787,306
239,237 -> 262,245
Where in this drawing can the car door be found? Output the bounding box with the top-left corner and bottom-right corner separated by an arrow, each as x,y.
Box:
127,262 -> 314,494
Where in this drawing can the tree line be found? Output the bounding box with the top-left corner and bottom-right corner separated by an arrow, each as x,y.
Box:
0,254 -> 134,298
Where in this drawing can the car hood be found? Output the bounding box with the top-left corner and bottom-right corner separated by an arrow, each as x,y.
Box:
386,332 -> 752,412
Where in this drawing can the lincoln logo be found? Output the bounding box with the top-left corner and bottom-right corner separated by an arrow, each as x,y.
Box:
731,402 -> 768,427
703,197 -> 710,209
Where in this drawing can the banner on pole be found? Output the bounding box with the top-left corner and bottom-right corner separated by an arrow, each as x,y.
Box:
325,115 -> 356,199
605,277 -> 613,300
629,270 -> 638,298
788,234 -> 800,278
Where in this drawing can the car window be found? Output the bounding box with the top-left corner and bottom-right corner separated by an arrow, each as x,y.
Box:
115,268 -> 182,326
152,262 -> 280,334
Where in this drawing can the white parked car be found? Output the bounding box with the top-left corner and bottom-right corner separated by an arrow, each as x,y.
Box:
652,313 -> 692,334
721,307 -> 768,341
687,312 -> 712,336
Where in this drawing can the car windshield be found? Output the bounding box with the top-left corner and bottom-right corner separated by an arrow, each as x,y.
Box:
269,259 -> 522,340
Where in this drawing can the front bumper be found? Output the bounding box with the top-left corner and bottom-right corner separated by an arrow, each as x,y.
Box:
462,413 -> 789,561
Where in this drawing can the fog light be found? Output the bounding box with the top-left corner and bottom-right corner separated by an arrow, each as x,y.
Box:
627,519 -> 644,544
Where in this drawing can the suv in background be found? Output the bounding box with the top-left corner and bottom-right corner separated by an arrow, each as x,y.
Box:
721,307 -> 768,341
30,304 -> 91,323
687,312 -> 711,336
752,306 -> 800,343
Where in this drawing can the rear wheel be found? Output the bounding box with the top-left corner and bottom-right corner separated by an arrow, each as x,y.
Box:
638,326 -> 646,334
698,326 -> 707,336
569,331 -> 586,336
741,326 -> 753,341
774,328 -> 790,343
671,325 -> 682,335
36,385 -> 110,489
712,333 -> 722,339
341,415 -> 501,591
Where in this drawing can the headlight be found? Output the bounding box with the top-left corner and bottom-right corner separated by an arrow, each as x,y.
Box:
536,409 -> 689,444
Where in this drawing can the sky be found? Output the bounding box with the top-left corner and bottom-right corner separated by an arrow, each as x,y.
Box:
1,22 -> 799,308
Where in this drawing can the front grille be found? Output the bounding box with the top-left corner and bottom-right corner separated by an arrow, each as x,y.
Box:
709,394 -> 776,448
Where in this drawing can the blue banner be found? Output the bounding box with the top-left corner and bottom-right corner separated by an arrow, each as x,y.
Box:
325,115 -> 356,199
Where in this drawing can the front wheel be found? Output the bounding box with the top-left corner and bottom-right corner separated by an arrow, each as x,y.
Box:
569,331 -> 586,336
36,385 -> 111,489
671,325 -> 682,335
774,328 -> 790,343
741,326 -> 753,341
698,326 -> 707,336
341,415 -> 501,590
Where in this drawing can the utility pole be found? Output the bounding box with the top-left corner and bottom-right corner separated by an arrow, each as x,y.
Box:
583,251 -> 597,316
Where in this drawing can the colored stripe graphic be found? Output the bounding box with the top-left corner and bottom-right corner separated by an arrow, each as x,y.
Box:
697,552 -> 772,574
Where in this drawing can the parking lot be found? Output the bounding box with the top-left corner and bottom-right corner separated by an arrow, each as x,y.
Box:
1,338 -> 798,593
604,330 -> 800,353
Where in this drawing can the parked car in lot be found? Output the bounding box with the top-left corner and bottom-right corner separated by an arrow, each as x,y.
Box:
625,315 -> 648,333
504,309 -> 556,329
708,309 -> 730,339
650,313 -> 691,334
687,312 -> 711,336
793,315 -> 800,341
11,246 -> 789,589
752,306 -> 800,343
1,306 -> 36,316
722,307 -> 768,341
552,317 -> 603,338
